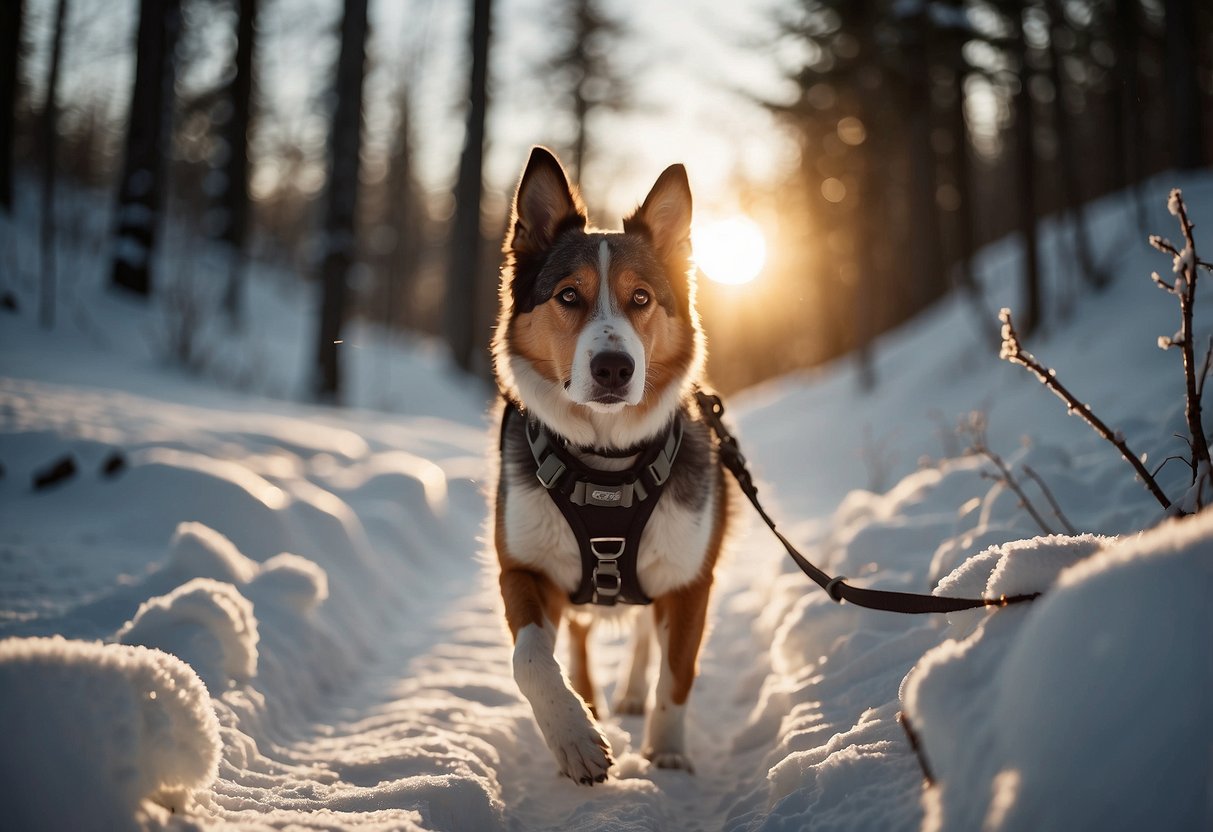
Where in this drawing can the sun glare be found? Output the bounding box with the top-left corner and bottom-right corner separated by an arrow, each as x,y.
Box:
692,215 -> 768,285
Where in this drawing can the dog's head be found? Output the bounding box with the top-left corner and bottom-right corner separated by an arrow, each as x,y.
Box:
493,147 -> 705,448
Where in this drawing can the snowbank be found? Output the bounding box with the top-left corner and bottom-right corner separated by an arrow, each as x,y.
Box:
116,577 -> 259,690
906,515 -> 1213,832
0,636 -> 221,830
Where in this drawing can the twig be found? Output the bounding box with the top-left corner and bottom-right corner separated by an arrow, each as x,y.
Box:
1000,308 -> 1173,510
1021,464 -> 1078,534
1151,454 -> 1193,480
1151,190 -> 1212,481
961,413 -> 1056,535
1198,337 -> 1213,401
898,711 -> 934,787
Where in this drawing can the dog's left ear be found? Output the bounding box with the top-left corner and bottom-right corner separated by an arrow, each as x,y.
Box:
625,164 -> 693,273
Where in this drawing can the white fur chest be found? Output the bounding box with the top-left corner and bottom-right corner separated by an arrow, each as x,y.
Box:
500,462 -> 717,600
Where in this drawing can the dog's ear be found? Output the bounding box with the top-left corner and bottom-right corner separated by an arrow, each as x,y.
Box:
507,147 -> 586,259
625,164 -> 693,271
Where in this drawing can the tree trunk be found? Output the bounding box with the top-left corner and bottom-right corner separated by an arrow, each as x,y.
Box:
1164,0 -> 1205,170
39,0 -> 67,329
906,7 -> 944,313
217,0 -> 258,326
1045,0 -> 1104,290
445,0 -> 492,375
1112,0 -> 1146,227
111,0 -> 182,297
948,61 -> 998,348
852,0 -> 878,391
1011,9 -> 1041,336
0,0 -> 24,215
385,84 -> 421,332
312,0 -> 369,403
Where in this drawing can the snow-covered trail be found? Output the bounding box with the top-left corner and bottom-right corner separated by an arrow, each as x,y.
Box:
7,173 -> 1211,830
192,501 -> 785,831
185,483 -> 787,830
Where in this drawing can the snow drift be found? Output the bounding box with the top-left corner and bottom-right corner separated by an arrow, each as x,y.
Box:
906,516 -> 1213,832
116,577 -> 260,690
0,636 -> 221,830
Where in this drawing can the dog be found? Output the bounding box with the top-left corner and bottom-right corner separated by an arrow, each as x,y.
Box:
490,147 -> 730,784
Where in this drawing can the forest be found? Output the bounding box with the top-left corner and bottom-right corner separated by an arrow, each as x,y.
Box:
3,0 -> 1210,399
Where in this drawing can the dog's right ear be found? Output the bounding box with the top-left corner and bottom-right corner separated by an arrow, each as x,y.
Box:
507,147 -> 586,259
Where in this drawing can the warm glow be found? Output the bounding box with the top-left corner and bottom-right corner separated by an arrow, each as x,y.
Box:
692,215 -> 768,285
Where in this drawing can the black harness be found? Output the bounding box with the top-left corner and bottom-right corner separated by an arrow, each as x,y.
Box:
502,402 -> 683,606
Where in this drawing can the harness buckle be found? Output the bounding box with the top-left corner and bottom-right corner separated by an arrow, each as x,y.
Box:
647,418 -> 684,486
590,537 -> 625,600
535,454 -> 566,489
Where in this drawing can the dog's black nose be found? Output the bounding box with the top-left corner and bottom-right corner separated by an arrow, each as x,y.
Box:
590,351 -> 634,391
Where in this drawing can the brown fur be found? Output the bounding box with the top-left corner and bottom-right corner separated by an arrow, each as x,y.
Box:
653,461 -> 728,704
494,502 -> 565,638
566,616 -> 597,715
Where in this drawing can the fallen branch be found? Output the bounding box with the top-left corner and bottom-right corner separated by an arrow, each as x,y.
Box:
999,308 -> 1172,511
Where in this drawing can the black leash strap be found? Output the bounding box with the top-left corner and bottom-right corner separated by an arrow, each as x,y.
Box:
694,391 -> 1040,614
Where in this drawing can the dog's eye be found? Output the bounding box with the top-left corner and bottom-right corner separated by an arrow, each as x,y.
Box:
632,288 -> 650,307
556,287 -> 579,306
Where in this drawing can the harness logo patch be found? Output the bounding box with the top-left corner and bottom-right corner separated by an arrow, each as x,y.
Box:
591,489 -> 622,502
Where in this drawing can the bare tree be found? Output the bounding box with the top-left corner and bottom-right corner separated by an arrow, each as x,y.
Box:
214,0 -> 259,327
544,0 -> 629,183
110,0 -> 182,297
1008,2 -> 1041,336
383,82 -> 423,332
312,0 -> 369,403
1109,0 -> 1147,229
899,2 -> 945,311
1163,0 -> 1206,170
0,0 -> 23,215
445,0 -> 492,375
1044,0 -> 1106,290
40,0 -> 68,328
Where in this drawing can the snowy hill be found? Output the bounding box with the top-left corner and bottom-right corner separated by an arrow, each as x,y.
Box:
1,172 -> 1211,830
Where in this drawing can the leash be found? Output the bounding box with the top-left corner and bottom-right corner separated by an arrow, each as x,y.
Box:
694,391 -> 1041,614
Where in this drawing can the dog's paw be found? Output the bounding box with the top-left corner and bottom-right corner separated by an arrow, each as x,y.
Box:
612,693 -> 646,716
550,721 -> 613,785
645,749 -> 695,773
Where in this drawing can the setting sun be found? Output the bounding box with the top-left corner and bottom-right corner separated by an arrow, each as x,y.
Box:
692,215 -> 768,285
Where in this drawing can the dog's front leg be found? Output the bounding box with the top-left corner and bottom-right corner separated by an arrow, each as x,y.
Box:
501,567 -> 613,784
644,579 -> 712,772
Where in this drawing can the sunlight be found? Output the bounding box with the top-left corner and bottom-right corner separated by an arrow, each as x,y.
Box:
692,215 -> 768,285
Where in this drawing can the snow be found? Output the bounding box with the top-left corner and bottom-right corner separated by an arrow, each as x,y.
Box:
2,170 -> 1212,829
116,577 -> 260,689
0,636 -> 222,830
907,518 -> 1213,832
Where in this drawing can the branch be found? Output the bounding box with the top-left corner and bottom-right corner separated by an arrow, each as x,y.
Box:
1000,308 -> 1173,510
962,414 -> 1056,535
1198,337 -> 1213,401
1163,189 -> 1211,473
1022,464 -> 1078,535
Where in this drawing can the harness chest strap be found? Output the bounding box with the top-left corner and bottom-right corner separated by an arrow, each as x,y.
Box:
509,403 -> 683,606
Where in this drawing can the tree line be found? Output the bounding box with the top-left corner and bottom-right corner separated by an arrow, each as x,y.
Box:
1,0 -> 1209,401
